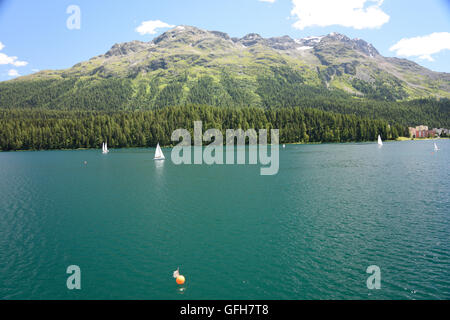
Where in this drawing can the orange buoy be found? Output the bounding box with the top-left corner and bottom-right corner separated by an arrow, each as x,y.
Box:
176,275 -> 185,285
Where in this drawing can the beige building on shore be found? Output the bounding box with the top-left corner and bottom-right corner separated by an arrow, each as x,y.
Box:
409,125 -> 436,138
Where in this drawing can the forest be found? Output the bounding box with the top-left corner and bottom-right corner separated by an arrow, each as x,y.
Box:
0,105 -> 408,151
0,70 -> 449,128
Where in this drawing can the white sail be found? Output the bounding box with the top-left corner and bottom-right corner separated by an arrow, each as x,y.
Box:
378,135 -> 383,146
434,143 -> 439,151
154,143 -> 165,160
102,142 -> 109,154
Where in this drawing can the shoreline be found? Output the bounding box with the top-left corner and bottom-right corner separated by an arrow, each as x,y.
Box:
1,137 -> 447,153
395,137 -> 449,141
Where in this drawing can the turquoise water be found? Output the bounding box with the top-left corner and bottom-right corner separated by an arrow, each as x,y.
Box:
0,141 -> 449,300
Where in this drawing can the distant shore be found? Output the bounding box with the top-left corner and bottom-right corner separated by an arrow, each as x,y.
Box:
395,137 -> 449,141
284,137 -> 448,145
1,137 -> 448,152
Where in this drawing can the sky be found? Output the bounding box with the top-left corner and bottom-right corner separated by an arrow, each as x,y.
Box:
0,0 -> 449,81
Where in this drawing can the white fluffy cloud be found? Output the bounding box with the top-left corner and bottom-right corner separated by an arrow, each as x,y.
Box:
0,42 -> 28,67
389,32 -> 450,62
8,69 -> 20,77
0,53 -> 28,67
291,0 -> 390,30
135,20 -> 175,35
259,0 -> 276,3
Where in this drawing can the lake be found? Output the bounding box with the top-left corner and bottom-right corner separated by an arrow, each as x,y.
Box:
0,140 -> 449,299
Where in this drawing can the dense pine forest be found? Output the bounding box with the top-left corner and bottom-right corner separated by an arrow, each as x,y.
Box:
0,76 -> 449,128
0,105 -> 408,151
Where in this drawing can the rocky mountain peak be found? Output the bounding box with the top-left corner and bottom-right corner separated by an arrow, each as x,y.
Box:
266,35 -> 297,50
104,40 -> 151,58
209,31 -> 232,41
317,32 -> 379,57
295,35 -> 325,47
239,33 -> 265,47
325,32 -> 350,42
353,38 -> 379,57
153,25 -> 210,45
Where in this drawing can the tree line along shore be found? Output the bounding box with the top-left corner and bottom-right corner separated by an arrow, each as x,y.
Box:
0,105 -> 410,151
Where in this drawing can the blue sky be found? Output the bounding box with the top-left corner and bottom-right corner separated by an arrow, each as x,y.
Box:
0,0 -> 449,81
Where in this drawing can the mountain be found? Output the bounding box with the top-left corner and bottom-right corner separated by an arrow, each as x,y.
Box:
0,25 -> 449,127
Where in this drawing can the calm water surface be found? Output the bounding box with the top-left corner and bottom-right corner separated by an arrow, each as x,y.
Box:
0,141 -> 449,299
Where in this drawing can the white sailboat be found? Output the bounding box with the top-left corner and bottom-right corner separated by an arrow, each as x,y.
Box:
378,135 -> 383,146
102,142 -> 109,154
154,143 -> 165,160
434,142 -> 439,151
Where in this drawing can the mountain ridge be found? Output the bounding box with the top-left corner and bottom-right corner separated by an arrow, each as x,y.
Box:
10,25 -> 449,100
